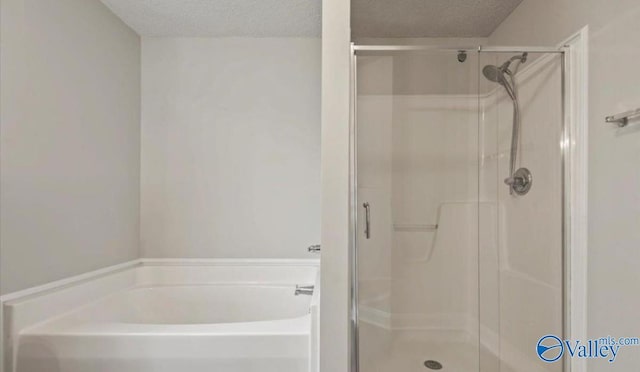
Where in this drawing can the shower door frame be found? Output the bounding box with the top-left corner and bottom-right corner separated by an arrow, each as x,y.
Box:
349,38 -> 588,372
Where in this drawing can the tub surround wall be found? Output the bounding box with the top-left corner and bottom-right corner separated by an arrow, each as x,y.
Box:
0,0 -> 141,296
141,37 -> 321,259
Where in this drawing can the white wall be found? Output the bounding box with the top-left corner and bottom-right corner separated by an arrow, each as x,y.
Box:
0,0 -> 141,295
141,38 -> 321,258
490,2 -> 640,371
319,0 -> 351,371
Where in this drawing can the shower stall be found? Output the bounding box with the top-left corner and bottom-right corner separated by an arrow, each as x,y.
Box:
350,45 -> 567,372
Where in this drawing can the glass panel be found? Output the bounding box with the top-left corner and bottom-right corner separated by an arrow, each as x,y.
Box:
478,51 -> 564,371
355,49 -> 480,372
354,48 -> 565,372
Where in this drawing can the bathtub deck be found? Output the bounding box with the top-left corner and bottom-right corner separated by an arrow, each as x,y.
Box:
5,261 -> 319,372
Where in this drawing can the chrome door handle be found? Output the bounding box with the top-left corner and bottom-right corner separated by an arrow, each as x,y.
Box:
363,202 -> 371,239
294,285 -> 315,296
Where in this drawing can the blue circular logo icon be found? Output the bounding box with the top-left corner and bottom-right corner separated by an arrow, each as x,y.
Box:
537,335 -> 564,363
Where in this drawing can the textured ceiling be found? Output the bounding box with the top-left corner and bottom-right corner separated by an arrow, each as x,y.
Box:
100,0 -> 523,38
100,0 -> 322,37
352,0 -> 525,38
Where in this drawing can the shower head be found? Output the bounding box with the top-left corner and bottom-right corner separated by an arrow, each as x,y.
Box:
482,53 -> 527,101
483,64 -> 516,101
482,64 -> 504,83
482,53 -> 528,84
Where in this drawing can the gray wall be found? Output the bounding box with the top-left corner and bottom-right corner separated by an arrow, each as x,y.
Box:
490,1 -> 640,371
140,38 -> 321,258
0,0 -> 141,295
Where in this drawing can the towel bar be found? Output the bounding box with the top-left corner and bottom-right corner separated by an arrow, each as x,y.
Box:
606,107 -> 640,127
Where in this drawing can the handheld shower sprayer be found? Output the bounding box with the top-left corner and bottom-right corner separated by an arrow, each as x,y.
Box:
482,53 -> 532,196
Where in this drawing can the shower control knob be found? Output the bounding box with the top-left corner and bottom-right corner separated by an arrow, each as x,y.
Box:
504,176 -> 524,186
307,244 -> 321,253
505,168 -> 533,196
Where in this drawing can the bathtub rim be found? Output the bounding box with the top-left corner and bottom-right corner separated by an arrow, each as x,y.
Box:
1,258 -> 320,372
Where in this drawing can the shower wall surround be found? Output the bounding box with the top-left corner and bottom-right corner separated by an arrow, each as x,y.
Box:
490,1 -> 640,370
479,52 -> 564,372
141,38 -> 321,258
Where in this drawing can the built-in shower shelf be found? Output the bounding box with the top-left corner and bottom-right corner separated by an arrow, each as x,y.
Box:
393,224 -> 438,232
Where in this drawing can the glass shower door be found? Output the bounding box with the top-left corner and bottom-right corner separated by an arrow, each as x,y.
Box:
478,50 -> 564,372
353,49 -> 481,372
353,46 -> 566,372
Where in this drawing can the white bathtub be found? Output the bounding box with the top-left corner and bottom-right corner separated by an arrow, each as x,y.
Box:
4,259 -> 319,372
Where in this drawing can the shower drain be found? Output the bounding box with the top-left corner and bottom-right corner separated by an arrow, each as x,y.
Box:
424,360 -> 443,370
